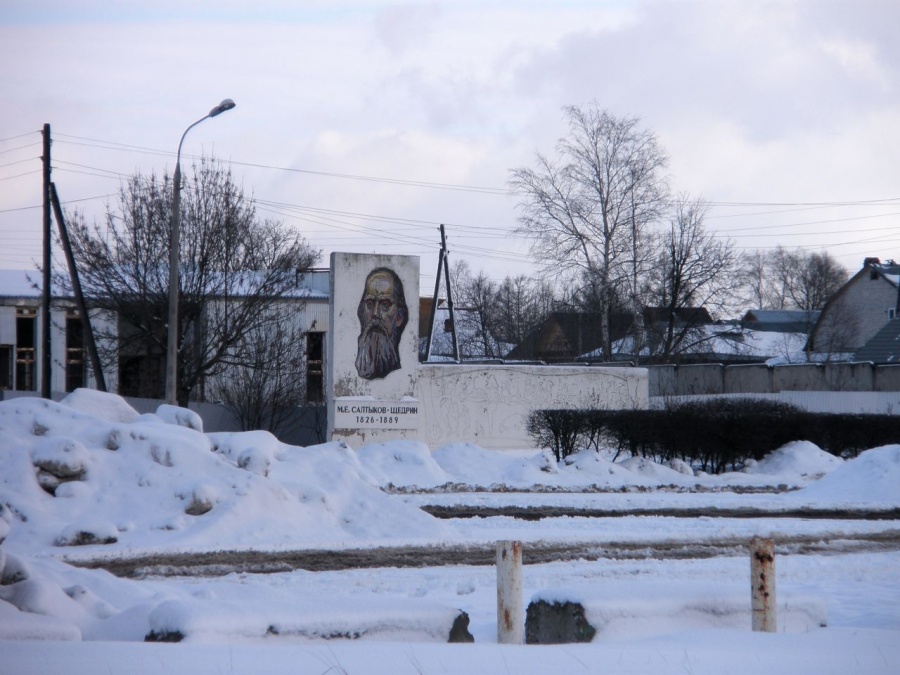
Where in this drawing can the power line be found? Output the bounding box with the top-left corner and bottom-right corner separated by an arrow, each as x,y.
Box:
52,135 -> 511,195
0,170 -> 41,182
0,131 -> 38,144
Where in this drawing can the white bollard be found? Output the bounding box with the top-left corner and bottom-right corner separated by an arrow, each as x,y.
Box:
751,537 -> 776,632
496,540 -> 524,644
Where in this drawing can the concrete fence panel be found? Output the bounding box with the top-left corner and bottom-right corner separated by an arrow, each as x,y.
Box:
647,365 -> 677,398
772,364 -> 828,392
874,365 -> 900,392
674,364 -> 724,396
724,364 -> 771,394
822,363 -> 875,392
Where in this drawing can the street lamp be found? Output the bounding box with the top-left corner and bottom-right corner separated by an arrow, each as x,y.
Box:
165,98 -> 236,405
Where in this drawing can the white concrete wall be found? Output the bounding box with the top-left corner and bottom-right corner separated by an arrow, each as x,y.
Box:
416,364 -> 649,449
651,391 -> 900,415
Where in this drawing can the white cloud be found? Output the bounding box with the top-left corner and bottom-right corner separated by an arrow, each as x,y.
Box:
1,0 -> 898,278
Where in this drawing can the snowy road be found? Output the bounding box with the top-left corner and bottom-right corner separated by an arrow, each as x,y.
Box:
69,521 -> 900,577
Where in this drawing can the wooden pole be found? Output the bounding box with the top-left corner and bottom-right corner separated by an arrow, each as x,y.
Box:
440,224 -> 460,362
751,537 -> 776,632
50,183 -> 107,392
497,540 -> 524,644
424,231 -> 444,362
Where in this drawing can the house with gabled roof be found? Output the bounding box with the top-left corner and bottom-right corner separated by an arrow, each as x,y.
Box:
807,257 -> 900,359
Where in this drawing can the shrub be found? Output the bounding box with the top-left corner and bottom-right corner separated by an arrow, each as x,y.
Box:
526,398 -> 900,472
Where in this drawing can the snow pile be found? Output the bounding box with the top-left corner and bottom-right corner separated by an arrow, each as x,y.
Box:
375,442 -> 844,492
533,580 -> 827,640
792,444 -> 900,505
0,394 -> 449,557
743,441 -> 843,479
145,595 -> 466,643
357,441 -> 450,489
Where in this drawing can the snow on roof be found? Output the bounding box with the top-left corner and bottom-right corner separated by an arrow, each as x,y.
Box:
0,269 -> 66,298
0,268 -> 330,301
607,326 -> 809,362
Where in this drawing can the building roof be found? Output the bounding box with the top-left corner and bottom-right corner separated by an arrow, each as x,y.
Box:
643,306 -> 713,325
742,309 -> 820,333
0,269 -> 69,299
0,268 -> 329,301
854,318 -> 900,364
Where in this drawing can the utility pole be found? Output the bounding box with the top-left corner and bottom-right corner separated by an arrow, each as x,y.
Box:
424,224 -> 460,362
50,183 -> 107,392
41,124 -> 52,398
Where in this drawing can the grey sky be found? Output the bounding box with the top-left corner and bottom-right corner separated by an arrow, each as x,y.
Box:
1,0 -> 898,291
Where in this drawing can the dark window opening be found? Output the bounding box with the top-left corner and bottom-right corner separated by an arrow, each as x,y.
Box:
119,355 -> 164,399
306,332 -> 324,404
0,345 -> 11,389
15,313 -> 36,391
66,316 -> 85,392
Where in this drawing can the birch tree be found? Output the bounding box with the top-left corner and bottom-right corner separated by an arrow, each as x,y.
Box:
510,104 -> 668,359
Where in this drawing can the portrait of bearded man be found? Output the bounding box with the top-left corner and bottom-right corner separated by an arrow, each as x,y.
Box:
355,267 -> 409,380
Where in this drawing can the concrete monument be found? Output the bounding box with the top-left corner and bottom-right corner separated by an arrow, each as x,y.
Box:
327,253 -> 420,445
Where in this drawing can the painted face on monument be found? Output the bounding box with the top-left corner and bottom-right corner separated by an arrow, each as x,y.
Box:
355,268 -> 408,380
363,271 -> 400,334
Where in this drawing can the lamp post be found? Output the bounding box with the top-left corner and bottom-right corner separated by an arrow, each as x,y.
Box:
165,98 -> 236,406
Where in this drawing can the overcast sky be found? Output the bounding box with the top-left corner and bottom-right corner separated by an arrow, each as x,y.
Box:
2,0 -> 898,295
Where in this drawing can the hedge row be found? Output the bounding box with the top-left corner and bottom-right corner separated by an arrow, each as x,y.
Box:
527,398 -> 900,473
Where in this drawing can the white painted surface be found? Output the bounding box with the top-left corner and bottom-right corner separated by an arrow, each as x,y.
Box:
496,541 -> 524,644
417,363 -> 649,449
333,397 -> 419,430
751,537 -> 777,633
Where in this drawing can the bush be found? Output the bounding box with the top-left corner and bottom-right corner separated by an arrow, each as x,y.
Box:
526,399 -> 900,472
525,410 -> 585,462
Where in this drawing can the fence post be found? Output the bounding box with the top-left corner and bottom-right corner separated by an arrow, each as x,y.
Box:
497,540 -> 523,644
750,537 -> 776,632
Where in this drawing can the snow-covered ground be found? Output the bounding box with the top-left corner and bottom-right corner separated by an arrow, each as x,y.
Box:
1,390 -> 898,674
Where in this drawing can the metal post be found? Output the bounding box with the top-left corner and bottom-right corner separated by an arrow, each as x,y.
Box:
751,537 -> 776,632
165,99 -> 235,406
497,540 -> 524,644
165,158 -> 182,406
41,124 -> 52,398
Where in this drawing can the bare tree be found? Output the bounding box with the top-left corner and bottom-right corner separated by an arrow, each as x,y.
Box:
648,195 -> 739,359
808,294 -> 860,360
207,312 -> 309,438
510,103 -> 668,360
446,261 -> 503,358
493,274 -> 557,346
764,246 -> 847,312
791,250 -> 847,311
737,249 -> 770,309
61,157 -> 320,406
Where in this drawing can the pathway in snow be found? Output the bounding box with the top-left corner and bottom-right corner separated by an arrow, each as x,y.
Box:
69,527 -> 900,577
